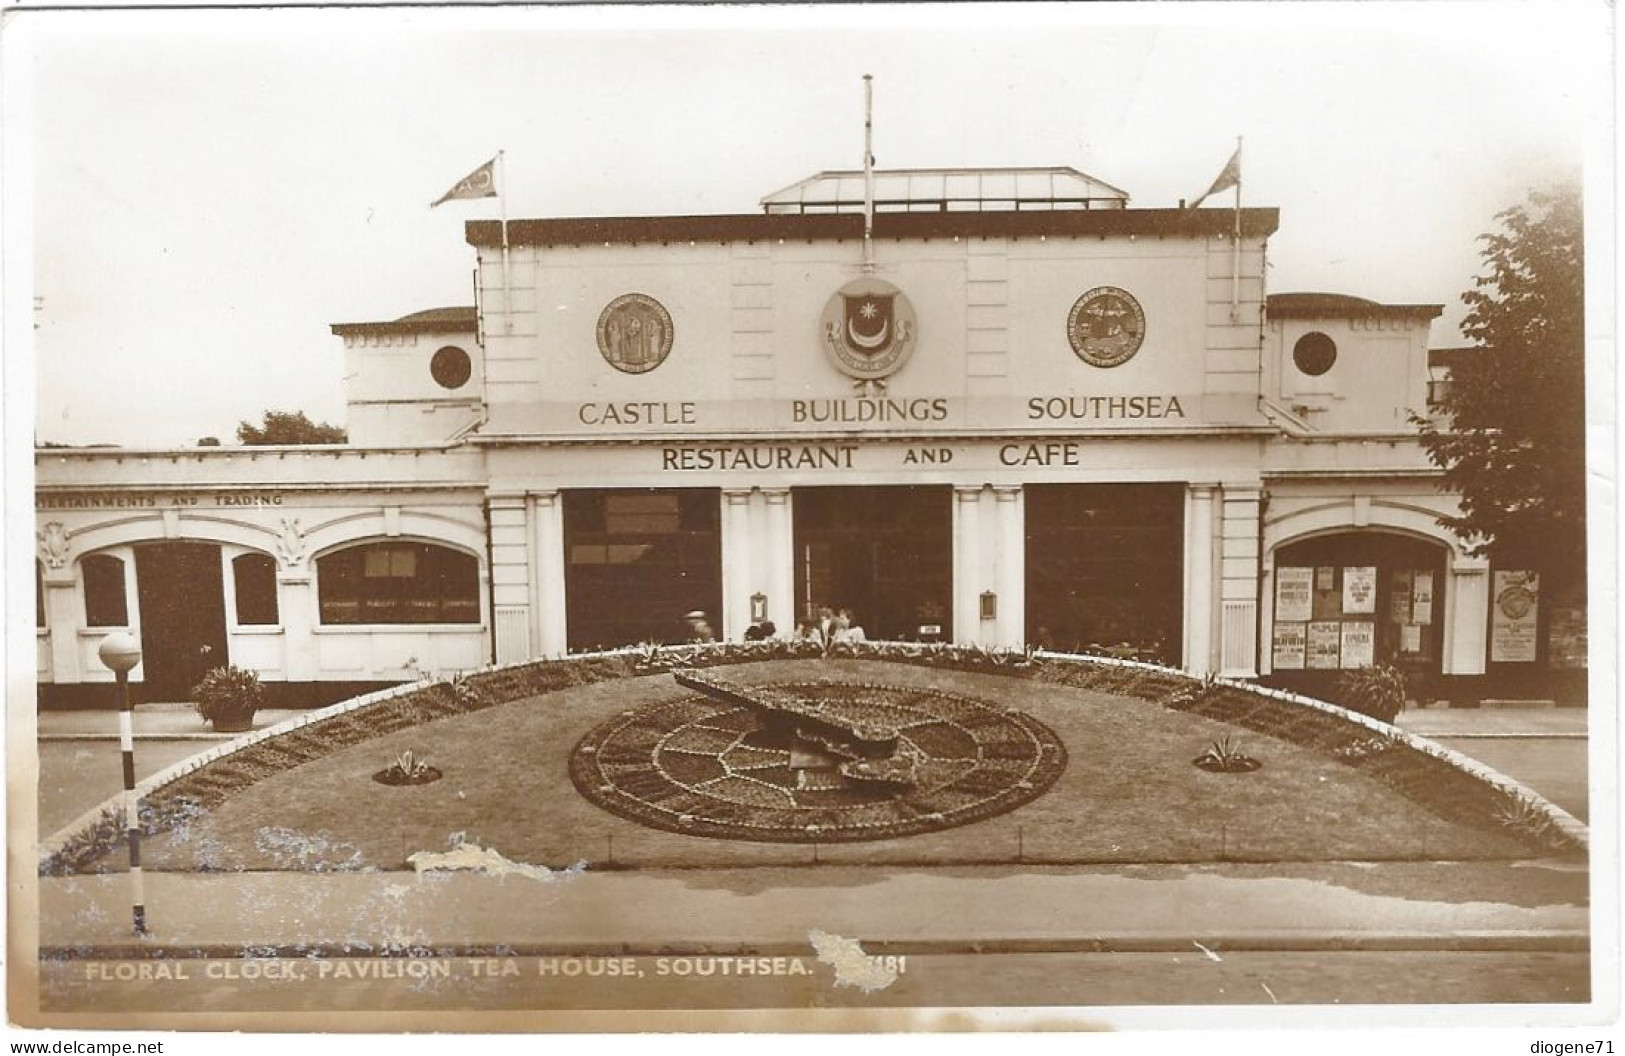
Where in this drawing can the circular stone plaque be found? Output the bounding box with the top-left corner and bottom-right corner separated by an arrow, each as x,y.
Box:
1066,286 -> 1147,368
596,293 -> 675,374
569,682 -> 1067,843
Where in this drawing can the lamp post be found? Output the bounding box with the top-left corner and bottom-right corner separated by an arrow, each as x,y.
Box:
97,632 -> 145,935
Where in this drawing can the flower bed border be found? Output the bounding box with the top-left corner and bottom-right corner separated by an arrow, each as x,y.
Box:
38,641 -> 1588,875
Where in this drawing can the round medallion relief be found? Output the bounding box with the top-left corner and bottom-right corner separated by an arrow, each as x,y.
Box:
596,293 -> 675,374
1066,286 -> 1147,368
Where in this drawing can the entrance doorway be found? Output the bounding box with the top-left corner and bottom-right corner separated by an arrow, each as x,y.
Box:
1267,531 -> 1449,698
793,486 -> 952,641
134,542 -> 229,700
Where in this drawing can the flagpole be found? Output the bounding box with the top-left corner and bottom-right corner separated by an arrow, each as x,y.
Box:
1231,136 -> 1242,322
498,150 -> 513,336
862,74 -> 875,273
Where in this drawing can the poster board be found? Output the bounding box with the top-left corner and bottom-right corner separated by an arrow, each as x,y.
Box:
1491,570 -> 1540,663
1342,566 -> 1377,614
1272,622 -> 1307,669
1339,621 -> 1375,668
1275,567 -> 1314,623
1411,571 -> 1434,625
1307,620 -> 1342,669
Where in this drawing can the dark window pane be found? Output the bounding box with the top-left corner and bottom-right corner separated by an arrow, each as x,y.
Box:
82,554 -> 128,627
564,489 -> 721,650
36,560 -> 45,629
232,553 -> 279,626
317,542 -> 479,625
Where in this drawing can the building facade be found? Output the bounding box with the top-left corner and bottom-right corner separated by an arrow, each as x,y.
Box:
33,167 -> 1584,708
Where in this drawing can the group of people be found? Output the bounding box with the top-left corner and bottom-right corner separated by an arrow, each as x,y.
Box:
678,605 -> 866,645
795,605 -> 867,646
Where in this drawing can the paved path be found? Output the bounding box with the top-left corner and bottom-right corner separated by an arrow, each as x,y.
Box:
1398,707 -> 1587,738
35,861 -> 1588,955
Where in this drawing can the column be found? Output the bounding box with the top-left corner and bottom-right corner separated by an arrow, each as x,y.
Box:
1257,560 -> 1276,676
1218,485 -> 1261,677
721,489 -> 754,641
42,568 -> 82,684
763,489 -> 794,634
953,486 -> 985,644
1443,556 -> 1489,675
992,486 -> 1024,648
533,490 -> 568,658
275,570 -> 317,681
1185,484 -> 1217,675
488,491 -> 532,665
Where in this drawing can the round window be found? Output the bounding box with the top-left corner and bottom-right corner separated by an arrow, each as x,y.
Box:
1292,332 -> 1337,376
430,346 -> 473,390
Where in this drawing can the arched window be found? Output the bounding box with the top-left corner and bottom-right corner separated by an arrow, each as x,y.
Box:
232,553 -> 279,626
82,554 -> 128,627
317,541 -> 479,625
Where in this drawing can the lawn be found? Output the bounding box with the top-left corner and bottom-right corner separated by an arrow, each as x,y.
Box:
115,659 -> 1540,872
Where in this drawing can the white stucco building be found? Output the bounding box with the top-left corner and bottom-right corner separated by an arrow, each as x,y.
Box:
33,167 -> 1584,708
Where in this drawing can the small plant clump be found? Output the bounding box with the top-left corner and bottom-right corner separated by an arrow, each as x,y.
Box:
1332,664 -> 1410,724
1332,735 -> 1400,762
372,748 -> 442,786
1492,790 -> 1574,850
191,665 -> 265,730
1193,734 -> 1261,773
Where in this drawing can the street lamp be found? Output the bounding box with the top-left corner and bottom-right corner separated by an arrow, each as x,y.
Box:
97,631 -> 145,935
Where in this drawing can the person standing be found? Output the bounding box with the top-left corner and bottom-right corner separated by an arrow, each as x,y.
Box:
682,609 -> 715,643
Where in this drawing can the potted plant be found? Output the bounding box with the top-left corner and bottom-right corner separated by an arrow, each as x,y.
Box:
192,664 -> 265,733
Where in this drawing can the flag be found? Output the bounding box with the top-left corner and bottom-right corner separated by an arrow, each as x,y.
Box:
1188,145 -> 1240,209
430,157 -> 498,208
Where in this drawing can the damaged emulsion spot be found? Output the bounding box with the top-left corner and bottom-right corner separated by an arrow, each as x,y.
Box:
808,929 -> 901,992
405,841 -> 587,882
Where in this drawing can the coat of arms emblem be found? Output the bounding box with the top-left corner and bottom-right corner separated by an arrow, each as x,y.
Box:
597,293 -> 675,374
820,278 -> 917,387
1067,286 -> 1147,368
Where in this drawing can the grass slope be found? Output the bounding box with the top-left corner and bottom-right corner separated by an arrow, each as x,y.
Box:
122,660 -> 1535,872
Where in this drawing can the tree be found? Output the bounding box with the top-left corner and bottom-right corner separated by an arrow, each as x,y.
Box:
236,410 -> 347,446
1415,185 -> 1585,593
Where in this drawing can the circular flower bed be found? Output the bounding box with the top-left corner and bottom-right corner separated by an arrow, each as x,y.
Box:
569,681 -> 1068,842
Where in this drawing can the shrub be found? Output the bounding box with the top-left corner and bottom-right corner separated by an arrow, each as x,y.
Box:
1332,664 -> 1409,724
191,665 -> 265,725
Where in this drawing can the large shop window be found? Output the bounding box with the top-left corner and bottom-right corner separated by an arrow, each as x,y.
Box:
793,486 -> 953,642
232,553 -> 280,626
317,542 -> 480,625
82,554 -> 129,627
564,489 -> 721,650
1024,484 -> 1184,665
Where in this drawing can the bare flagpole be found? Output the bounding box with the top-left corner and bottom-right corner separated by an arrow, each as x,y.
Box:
1231,136 -> 1243,322
498,149 -> 513,335
862,74 -> 875,273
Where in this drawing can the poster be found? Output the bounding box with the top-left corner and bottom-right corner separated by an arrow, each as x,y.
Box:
1272,622 -> 1307,669
1307,620 -> 1342,669
1390,570 -> 1413,624
1339,620 -> 1375,668
1411,571 -> 1434,625
1491,569 -> 1540,663
1315,565 -> 1335,591
1400,623 -> 1423,653
1342,566 -> 1377,614
1275,567 -> 1314,623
